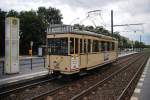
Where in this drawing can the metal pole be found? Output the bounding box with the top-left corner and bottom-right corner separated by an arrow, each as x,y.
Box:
31,58 -> 32,70
111,10 -> 113,37
2,61 -> 4,75
44,57 -> 45,68
140,35 -> 141,51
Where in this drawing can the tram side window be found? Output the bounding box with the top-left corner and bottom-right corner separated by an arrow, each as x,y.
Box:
48,38 -> 68,55
80,39 -> 83,53
101,41 -> 105,51
112,42 -> 115,51
93,40 -> 99,52
99,41 -> 101,52
70,38 -> 74,54
88,39 -> 91,53
75,38 -> 79,54
107,42 -> 110,51
84,39 -> 87,53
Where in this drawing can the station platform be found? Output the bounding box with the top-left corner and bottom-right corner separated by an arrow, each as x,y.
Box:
131,57 -> 150,100
0,52 -> 137,88
0,56 -> 48,86
0,70 -> 48,86
118,51 -> 137,58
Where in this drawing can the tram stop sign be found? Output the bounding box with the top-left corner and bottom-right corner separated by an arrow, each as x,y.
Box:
30,41 -> 33,47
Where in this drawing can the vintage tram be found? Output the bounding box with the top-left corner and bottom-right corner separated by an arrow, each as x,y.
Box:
46,24 -> 118,75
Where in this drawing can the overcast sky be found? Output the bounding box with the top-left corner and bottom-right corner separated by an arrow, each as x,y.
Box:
0,0 -> 150,44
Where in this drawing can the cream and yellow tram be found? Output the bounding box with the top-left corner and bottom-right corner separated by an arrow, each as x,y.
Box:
47,25 -> 118,75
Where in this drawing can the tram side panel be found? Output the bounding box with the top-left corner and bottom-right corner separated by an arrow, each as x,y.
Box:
86,53 -> 103,70
48,55 -> 74,74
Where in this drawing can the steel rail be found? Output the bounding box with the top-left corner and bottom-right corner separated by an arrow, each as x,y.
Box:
30,85 -> 66,100
0,76 -> 56,96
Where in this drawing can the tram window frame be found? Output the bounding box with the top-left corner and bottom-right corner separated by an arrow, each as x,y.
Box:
70,38 -> 74,54
110,42 -> 112,51
48,38 -> 68,55
84,39 -> 87,53
107,42 -> 110,51
80,39 -> 83,53
101,41 -> 105,52
112,42 -> 115,51
88,39 -> 91,53
75,38 -> 79,54
99,41 -> 101,52
93,40 -> 99,52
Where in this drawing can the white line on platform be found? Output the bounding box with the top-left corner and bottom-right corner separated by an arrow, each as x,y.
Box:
7,80 -> 19,83
137,82 -> 143,87
143,72 -> 147,75
141,74 -> 146,78
140,78 -> 145,82
134,88 -> 141,94
130,96 -> 139,100
130,57 -> 150,100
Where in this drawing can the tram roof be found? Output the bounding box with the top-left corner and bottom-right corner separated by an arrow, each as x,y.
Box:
47,24 -> 117,41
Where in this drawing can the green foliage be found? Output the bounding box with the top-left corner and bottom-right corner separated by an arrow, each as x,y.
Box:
19,10 -> 44,54
7,10 -> 19,17
134,41 -> 146,48
37,7 -> 62,26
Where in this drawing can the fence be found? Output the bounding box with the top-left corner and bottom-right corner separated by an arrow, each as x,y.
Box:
0,57 -> 47,76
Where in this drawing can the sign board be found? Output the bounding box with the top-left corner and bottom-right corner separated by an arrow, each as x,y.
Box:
71,56 -> 79,70
38,47 -> 42,56
30,41 -> 33,47
47,24 -> 74,33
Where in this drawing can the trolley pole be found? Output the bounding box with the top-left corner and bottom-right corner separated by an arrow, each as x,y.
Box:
111,10 -> 113,37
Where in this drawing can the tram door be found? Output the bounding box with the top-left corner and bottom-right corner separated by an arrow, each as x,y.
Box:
70,38 -> 80,71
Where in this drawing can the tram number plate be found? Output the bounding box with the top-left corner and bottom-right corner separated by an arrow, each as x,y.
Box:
71,56 -> 79,70
104,51 -> 109,61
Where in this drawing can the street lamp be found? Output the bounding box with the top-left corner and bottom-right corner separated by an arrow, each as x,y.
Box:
29,41 -> 33,70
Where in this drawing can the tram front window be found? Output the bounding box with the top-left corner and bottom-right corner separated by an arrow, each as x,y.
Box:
48,38 -> 68,55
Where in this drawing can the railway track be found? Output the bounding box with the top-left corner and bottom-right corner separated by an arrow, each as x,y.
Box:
0,75 -> 67,100
0,53 -> 146,100
30,53 -> 145,100
71,54 -> 148,100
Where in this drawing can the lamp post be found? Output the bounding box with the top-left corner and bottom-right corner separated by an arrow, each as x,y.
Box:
30,41 -> 33,70
30,41 -> 33,57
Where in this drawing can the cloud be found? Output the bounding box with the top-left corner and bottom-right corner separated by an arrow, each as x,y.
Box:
0,0 -> 149,44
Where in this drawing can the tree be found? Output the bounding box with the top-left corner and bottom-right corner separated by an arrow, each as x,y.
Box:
84,26 -> 94,32
19,10 -> 45,54
73,24 -> 84,30
7,10 -> 19,17
37,7 -> 62,26
19,7 -> 63,55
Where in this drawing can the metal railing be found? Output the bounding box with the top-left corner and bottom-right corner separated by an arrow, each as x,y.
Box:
0,57 -> 47,76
